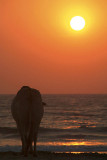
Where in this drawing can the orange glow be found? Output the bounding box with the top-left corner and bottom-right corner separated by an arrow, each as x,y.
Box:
1,139 -> 107,147
64,141 -> 86,146
37,141 -> 107,146
0,0 -> 107,94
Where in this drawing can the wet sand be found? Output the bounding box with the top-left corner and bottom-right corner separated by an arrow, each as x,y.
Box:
0,151 -> 107,160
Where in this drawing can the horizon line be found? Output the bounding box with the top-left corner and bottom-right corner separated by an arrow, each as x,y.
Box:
0,93 -> 107,95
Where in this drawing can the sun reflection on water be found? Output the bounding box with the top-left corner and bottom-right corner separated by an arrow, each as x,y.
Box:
37,141 -> 107,146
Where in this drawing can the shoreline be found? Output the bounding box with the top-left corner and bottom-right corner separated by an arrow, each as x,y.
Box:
0,151 -> 107,160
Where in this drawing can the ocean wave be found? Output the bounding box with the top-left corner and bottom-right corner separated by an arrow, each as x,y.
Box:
0,145 -> 107,152
0,127 -> 17,134
0,126 -> 107,135
45,111 -> 96,117
56,134 -> 107,140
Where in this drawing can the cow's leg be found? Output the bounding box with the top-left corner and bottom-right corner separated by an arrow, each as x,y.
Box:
17,124 -> 24,155
33,126 -> 39,157
24,134 -> 29,157
33,135 -> 38,157
20,133 -> 27,156
21,137 -> 24,155
27,124 -> 34,154
19,128 -> 28,157
29,142 -> 33,154
27,133 -> 32,153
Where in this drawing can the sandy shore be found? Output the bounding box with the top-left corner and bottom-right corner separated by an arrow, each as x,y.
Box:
0,151 -> 107,160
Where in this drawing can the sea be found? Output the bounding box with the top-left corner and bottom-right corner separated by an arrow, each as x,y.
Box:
0,94 -> 107,153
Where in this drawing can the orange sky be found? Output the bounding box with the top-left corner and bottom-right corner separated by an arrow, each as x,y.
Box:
0,0 -> 107,94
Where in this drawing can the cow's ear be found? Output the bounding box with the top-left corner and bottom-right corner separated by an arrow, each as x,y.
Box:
42,102 -> 46,105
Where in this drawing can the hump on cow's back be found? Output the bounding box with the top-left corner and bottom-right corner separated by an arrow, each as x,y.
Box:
16,86 -> 31,99
18,86 -> 31,93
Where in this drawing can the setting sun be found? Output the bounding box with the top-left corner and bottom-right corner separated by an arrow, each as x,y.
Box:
70,16 -> 85,31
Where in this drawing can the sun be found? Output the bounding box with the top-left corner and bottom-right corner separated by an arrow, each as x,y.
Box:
70,16 -> 85,31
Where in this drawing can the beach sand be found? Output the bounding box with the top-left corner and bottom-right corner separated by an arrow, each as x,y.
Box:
0,151 -> 107,160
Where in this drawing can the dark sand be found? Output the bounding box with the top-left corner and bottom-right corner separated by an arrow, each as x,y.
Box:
0,152 -> 107,160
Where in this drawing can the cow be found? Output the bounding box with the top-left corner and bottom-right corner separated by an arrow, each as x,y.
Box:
11,86 -> 44,156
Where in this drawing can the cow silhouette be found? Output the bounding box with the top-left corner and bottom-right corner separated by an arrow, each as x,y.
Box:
11,86 -> 44,156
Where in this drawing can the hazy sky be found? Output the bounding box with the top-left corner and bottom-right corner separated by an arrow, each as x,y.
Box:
0,0 -> 107,94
